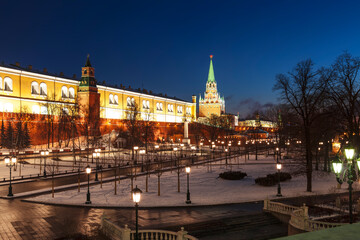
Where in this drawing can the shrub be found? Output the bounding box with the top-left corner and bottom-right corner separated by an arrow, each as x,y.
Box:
219,171 -> 247,180
255,172 -> 292,186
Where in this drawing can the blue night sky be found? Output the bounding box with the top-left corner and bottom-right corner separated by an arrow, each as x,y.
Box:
1,0 -> 360,117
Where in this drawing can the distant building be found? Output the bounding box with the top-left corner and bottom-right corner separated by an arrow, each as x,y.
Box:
199,55 -> 225,117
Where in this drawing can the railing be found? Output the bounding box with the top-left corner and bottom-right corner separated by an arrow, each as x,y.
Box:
130,228 -> 198,240
101,216 -> 198,240
264,199 -> 344,232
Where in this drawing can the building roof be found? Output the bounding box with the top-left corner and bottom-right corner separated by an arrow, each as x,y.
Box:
0,61 -> 191,103
85,54 -> 92,67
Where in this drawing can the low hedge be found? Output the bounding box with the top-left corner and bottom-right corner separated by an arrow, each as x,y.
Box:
255,172 -> 292,186
219,171 -> 247,180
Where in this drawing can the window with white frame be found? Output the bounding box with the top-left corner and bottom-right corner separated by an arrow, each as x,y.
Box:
131,98 -> 135,106
127,97 -> 131,107
160,103 -> 163,111
32,105 -> 40,114
168,104 -> 174,112
4,103 -> 13,112
109,94 -> 114,104
114,95 -> 119,104
177,106 -> 183,114
143,100 -> 150,109
4,77 -> 13,91
156,102 -> 163,111
61,86 -> 68,98
69,87 -> 75,99
31,82 -> 39,95
0,77 -> 2,90
40,83 -> 47,96
186,107 -> 191,115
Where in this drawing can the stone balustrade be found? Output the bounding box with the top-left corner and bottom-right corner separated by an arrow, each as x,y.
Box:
264,199 -> 344,233
101,215 -> 198,240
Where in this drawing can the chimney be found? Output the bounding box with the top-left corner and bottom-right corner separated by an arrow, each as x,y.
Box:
28,65 -> 33,70
72,74 -> 77,79
15,62 -> 20,67
43,68 -> 47,73
59,72 -> 64,76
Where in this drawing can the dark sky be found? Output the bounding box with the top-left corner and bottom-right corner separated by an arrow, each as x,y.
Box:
1,0 -> 360,117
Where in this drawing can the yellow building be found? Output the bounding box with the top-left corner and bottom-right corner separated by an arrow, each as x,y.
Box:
0,57 -> 196,123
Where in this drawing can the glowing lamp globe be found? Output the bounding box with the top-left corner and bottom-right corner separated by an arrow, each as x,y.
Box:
4,157 -> 10,164
11,157 -> 17,163
345,148 -> 355,161
332,158 -> 342,175
185,166 -> 191,173
276,163 -> 282,170
132,186 -> 142,203
85,165 -> 92,174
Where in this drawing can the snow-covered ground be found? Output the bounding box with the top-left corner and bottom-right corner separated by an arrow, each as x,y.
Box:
25,156 -> 352,207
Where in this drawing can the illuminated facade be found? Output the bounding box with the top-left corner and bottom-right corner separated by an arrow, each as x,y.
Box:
0,56 -> 196,123
199,55 -> 225,117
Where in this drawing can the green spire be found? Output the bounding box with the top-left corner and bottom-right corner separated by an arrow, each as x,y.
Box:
207,55 -> 216,83
85,54 -> 92,67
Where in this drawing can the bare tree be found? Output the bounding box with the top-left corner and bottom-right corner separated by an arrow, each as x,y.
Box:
327,52 -> 360,151
139,110 -> 155,152
125,103 -> 141,160
274,59 -> 329,192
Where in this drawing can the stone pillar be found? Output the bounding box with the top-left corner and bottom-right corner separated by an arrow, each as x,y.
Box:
123,225 -> 131,240
182,120 -> 190,144
177,227 -> 187,240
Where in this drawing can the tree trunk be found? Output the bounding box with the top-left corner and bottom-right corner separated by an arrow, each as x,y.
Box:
305,126 -> 312,192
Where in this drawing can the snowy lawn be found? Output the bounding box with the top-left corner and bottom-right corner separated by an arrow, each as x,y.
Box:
25,157 -> 354,207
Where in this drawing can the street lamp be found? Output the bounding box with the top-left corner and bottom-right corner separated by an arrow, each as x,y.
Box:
134,146 -> 139,165
276,162 -> 282,197
132,186 -> 142,240
85,165 -> 92,204
225,149 -> 228,165
5,156 -> 16,197
41,150 -> 49,177
185,166 -> 191,204
200,142 -> 203,156
332,148 -> 356,224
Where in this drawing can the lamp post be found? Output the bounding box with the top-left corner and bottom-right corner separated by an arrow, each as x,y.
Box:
93,150 -> 100,181
276,162 -> 282,197
225,149 -> 228,165
132,186 -> 142,240
41,150 -> 49,177
200,142 -> 203,156
185,166 -> 191,204
332,148 -> 356,224
134,146 -> 139,165
85,165 -> 92,204
5,156 -> 16,197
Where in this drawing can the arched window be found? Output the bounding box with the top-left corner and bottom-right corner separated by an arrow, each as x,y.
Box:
131,98 -> 135,106
4,77 -> 13,91
142,100 -> 146,109
61,86 -> 68,98
32,105 -> 40,114
4,103 -> 13,112
68,87 -> 75,99
31,82 -> 39,95
40,83 -> 47,96
156,103 -> 160,110
146,100 -> 150,109
114,95 -> 119,104
109,94 -> 114,104
127,97 -> 131,107
160,103 -> 163,111
41,106 -> 48,115
0,77 -> 2,90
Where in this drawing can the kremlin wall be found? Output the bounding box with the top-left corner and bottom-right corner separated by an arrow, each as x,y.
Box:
0,55 -> 276,146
